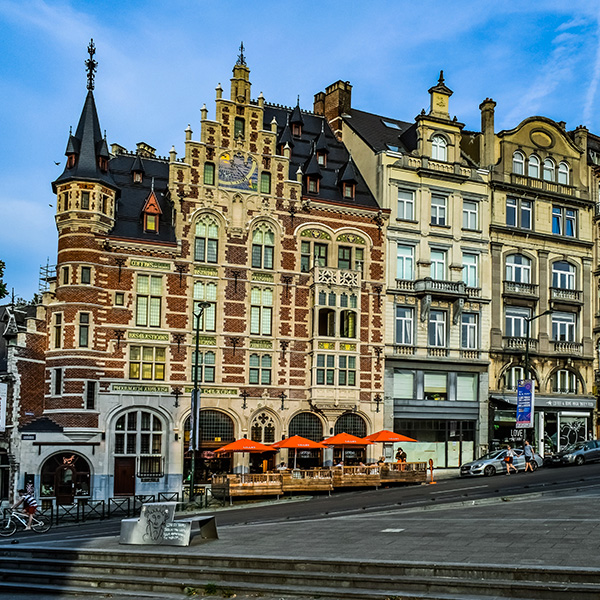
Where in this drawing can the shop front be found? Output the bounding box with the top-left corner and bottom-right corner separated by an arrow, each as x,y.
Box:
490,395 -> 596,457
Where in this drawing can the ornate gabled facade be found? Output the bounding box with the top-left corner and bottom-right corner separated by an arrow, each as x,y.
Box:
469,100 -> 596,454
315,74 -> 492,466
2,45 -> 385,504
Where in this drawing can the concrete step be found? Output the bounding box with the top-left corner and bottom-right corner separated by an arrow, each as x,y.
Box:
0,549 -> 598,600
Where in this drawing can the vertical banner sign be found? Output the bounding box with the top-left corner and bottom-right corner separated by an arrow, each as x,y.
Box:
0,382 -> 7,432
516,379 -> 535,429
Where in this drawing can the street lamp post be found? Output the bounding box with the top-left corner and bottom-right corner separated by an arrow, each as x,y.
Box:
189,301 -> 211,502
523,308 -> 553,445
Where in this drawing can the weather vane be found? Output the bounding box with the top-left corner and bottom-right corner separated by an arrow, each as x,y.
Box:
237,41 -> 246,66
85,38 -> 98,91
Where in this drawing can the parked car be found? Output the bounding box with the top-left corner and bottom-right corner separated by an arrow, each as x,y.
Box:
544,440 -> 600,466
460,448 -> 543,477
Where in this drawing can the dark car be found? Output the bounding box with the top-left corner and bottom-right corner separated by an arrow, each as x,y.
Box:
545,440 -> 600,466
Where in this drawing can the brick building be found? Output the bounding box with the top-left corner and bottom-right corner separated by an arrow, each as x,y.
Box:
2,44 -> 385,503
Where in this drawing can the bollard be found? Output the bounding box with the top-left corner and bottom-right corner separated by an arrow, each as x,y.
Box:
428,458 -> 437,484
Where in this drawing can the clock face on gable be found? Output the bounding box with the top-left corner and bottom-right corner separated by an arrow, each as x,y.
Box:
218,152 -> 258,191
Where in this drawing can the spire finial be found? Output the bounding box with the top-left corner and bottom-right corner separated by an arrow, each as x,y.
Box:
297,95 -> 300,106
85,39 -> 98,91
237,42 -> 246,66
438,70 -> 444,85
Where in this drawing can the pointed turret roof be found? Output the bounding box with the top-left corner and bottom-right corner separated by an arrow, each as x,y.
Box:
290,97 -> 304,126
131,154 -> 146,174
52,42 -> 116,192
315,122 -> 329,153
338,155 -> 359,184
277,114 -> 295,149
304,146 -> 322,179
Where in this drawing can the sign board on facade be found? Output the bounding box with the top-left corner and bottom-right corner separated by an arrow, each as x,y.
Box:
128,331 -> 170,341
516,379 -> 535,429
21,434 -> 36,440
0,382 -> 7,433
129,259 -> 171,271
112,384 -> 169,393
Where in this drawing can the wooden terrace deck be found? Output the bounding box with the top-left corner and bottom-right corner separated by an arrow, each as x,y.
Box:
211,462 -> 427,499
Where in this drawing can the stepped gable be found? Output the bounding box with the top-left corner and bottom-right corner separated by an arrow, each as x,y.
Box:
264,104 -> 378,209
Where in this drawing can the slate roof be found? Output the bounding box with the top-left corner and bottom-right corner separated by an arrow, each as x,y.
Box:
108,154 -> 175,244
264,105 -> 379,210
342,108 -> 416,154
52,91 -> 116,192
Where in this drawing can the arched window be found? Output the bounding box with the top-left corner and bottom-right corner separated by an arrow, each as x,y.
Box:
195,216 -> 219,263
334,413 -> 367,438
502,366 -> 533,391
551,261 -> 575,290
193,281 -> 217,332
505,254 -> 531,283
289,412 -> 323,441
558,162 -> 569,185
528,155 -> 540,178
552,370 -> 578,394
251,224 -> 275,269
251,412 -> 276,443
197,410 -> 235,443
431,135 -> 447,161
543,158 -> 555,182
512,151 -> 525,175
115,410 -> 164,477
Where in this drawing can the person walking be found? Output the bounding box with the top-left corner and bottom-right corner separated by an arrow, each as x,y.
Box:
523,440 -> 535,472
12,488 -> 38,530
505,445 -> 518,475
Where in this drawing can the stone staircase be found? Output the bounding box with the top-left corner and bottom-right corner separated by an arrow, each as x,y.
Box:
0,547 -> 599,599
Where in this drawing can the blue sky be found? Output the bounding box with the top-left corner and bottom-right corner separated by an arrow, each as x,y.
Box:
1,0 -> 599,300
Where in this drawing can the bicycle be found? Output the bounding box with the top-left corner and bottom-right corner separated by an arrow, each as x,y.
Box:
0,510 -> 52,536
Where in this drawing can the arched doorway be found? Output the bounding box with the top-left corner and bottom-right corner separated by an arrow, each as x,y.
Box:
288,412 -> 325,468
184,409 -> 235,482
334,413 -> 368,465
40,453 -> 91,505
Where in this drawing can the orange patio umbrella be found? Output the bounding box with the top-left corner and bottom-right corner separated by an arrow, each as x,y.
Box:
321,432 -> 372,464
364,430 -> 417,443
271,435 -> 327,469
214,438 -> 275,454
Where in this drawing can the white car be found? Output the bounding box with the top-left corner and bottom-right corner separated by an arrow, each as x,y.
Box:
460,448 -> 543,477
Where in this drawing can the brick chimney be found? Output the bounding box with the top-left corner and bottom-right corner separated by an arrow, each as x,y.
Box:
313,80 -> 352,140
479,98 -> 496,168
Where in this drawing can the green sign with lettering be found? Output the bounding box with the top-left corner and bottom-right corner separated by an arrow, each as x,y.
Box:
130,259 -> 171,271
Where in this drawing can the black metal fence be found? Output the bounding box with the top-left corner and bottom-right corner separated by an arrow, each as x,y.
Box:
3,487 -> 220,526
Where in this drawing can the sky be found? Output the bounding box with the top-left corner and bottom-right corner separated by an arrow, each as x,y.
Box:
1,0 -> 600,301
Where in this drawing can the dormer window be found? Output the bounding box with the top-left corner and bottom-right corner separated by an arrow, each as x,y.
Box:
317,152 -> 327,167
234,117 -> 245,139
142,190 -> 162,234
343,182 -> 355,200
431,135 -> 447,161
67,154 -> 77,169
133,171 -> 143,184
145,214 -> 158,233
98,157 -> 108,172
307,177 -> 319,194
292,123 -> 302,137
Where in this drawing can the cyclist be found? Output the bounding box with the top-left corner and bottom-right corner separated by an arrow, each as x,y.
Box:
12,488 -> 38,530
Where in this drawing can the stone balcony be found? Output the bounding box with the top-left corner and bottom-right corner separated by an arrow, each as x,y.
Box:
503,336 -> 539,352
312,266 -> 361,289
503,281 -> 539,298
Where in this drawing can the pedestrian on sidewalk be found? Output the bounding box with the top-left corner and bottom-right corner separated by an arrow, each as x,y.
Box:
505,445 -> 518,475
523,440 -> 535,472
